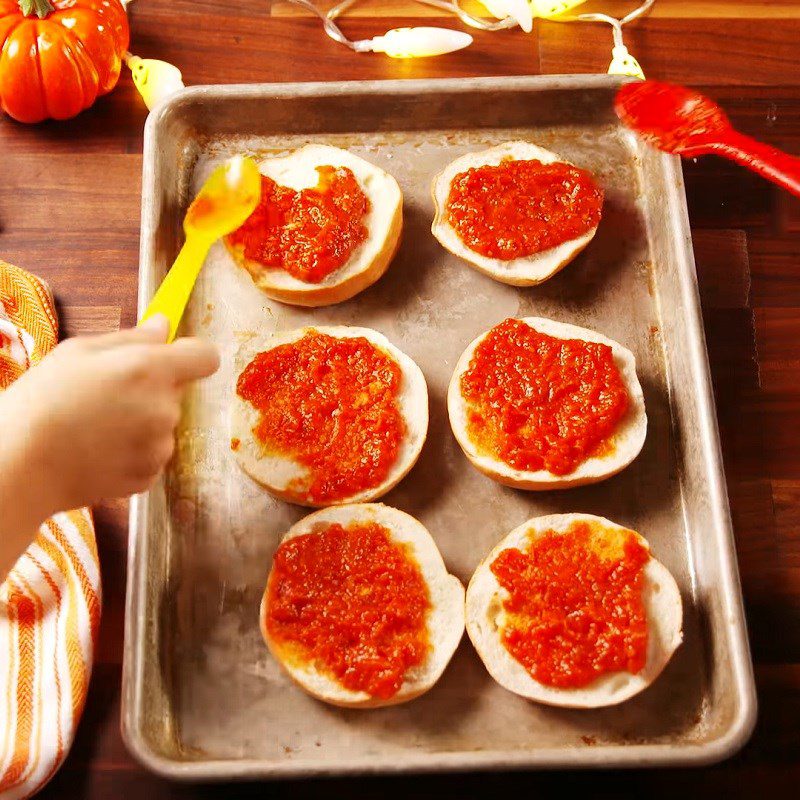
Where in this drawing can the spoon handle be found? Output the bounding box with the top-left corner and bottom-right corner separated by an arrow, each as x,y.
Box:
712,131 -> 800,197
139,233 -> 213,343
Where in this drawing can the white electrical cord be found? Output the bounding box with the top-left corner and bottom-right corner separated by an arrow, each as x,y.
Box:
553,0 -> 655,50
286,0 -> 364,49
329,0 -> 518,31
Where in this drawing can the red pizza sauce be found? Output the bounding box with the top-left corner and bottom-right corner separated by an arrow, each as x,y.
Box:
265,521 -> 431,699
445,158 -> 603,260
460,318 -> 630,475
185,195 -> 219,228
226,165 -> 369,284
235,330 -> 405,504
490,520 -> 649,688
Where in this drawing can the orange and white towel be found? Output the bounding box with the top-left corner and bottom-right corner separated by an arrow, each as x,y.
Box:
0,261 -> 101,799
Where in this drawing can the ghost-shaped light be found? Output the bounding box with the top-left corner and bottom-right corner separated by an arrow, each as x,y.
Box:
127,55 -> 185,111
607,44 -> 645,80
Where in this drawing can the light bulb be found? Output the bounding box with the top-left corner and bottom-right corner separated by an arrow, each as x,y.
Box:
127,55 -> 185,111
530,0 -> 588,18
478,0 -> 533,32
607,44 -> 645,80
365,27 -> 473,58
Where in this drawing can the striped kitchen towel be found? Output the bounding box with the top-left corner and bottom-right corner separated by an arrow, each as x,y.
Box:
0,260 -> 101,799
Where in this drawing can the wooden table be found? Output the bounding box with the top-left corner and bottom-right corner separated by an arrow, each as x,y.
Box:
1,0 -> 799,795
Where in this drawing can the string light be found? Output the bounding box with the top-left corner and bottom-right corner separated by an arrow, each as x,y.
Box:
121,0 -> 186,110
293,0 -> 472,58
120,0 -> 650,106
548,0 -> 653,78
530,0 -> 589,17
477,0 -> 533,33
607,44 -> 644,80
124,53 -> 185,110
320,0 -> 654,75
362,27 -> 474,58
476,1 -> 588,23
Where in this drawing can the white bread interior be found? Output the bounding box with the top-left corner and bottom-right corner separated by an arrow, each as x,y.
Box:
225,144 -> 403,306
260,503 -> 466,708
431,140 -> 600,286
466,513 -> 683,708
232,325 -> 428,507
447,317 -> 647,490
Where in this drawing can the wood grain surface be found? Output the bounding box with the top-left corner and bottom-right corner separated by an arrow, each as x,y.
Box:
0,0 -> 798,796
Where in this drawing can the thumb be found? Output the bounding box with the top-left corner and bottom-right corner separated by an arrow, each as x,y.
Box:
136,314 -> 170,343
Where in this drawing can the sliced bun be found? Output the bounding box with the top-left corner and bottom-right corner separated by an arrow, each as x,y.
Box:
448,317 -> 646,490
225,144 -> 402,306
260,504 -> 466,708
431,140 -> 600,286
467,513 -> 683,708
232,325 -> 428,507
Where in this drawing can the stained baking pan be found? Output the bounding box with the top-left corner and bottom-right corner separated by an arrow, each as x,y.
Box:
122,75 -> 756,778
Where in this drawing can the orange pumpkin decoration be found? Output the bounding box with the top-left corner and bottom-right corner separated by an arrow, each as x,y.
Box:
0,0 -> 129,123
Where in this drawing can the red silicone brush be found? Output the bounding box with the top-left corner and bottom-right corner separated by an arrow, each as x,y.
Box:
615,81 -> 800,197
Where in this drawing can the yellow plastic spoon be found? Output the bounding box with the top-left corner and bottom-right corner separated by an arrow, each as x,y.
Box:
140,155 -> 261,342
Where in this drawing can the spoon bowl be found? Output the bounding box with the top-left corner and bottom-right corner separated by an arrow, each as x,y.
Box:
184,155 -> 262,240
140,155 -> 262,340
615,80 -> 800,197
615,81 -> 730,156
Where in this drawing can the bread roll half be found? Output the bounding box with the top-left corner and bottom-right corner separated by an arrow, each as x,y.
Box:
232,325 -> 428,507
448,317 -> 647,490
467,513 -> 683,708
225,144 -> 402,306
260,504 -> 466,708
431,141 -> 601,286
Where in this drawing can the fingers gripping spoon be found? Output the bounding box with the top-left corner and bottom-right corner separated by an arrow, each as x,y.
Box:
140,156 -> 262,342
615,81 -> 800,198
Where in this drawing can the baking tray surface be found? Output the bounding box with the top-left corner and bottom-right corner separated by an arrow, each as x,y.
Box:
123,76 -> 756,778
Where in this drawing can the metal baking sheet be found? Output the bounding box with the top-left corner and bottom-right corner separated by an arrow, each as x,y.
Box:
122,75 -> 756,779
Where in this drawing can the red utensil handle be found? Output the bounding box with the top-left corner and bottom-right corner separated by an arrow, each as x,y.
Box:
712,131 -> 800,197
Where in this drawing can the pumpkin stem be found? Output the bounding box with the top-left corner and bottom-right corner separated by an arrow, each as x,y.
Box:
18,0 -> 54,19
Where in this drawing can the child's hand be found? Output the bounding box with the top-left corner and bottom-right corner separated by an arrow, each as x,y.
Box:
1,316 -> 219,533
